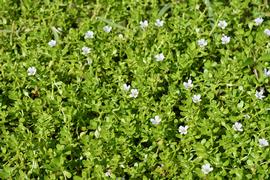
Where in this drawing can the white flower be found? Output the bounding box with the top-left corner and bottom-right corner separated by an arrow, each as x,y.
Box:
201,164 -> 213,174
105,170 -> 111,177
192,94 -> 201,103
130,89 -> 139,98
218,20 -> 228,29
264,29 -> 270,37
84,30 -> 94,39
48,40 -> 56,47
264,68 -> 270,77
259,138 -> 269,147
178,125 -> 188,135
82,46 -> 91,55
221,34 -> 230,44
103,25 -> 112,33
197,39 -> 207,47
255,88 -> 265,100
254,17 -> 264,26
155,19 -> 164,27
27,67 -> 37,76
123,83 -> 130,91
150,116 -> 161,125
233,122 -> 243,132
183,79 -> 193,89
155,53 -> 165,61
140,20 -> 148,29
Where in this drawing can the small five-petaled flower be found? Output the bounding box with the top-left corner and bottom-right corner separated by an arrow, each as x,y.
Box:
221,34 -> 230,44
264,29 -> 270,37
233,122 -> 243,132
197,39 -> 207,47
82,46 -> 91,55
150,116 -> 161,125
48,40 -> 56,47
27,67 -> 36,76
254,17 -> 263,26
123,83 -> 131,91
264,68 -> 270,77
255,88 -> 265,100
155,53 -> 165,61
201,163 -> 213,175
218,20 -> 228,29
183,79 -> 193,89
105,170 -> 112,177
130,89 -> 139,98
259,138 -> 269,147
84,30 -> 94,39
103,25 -> 112,33
178,125 -> 188,135
155,19 -> 164,27
192,94 -> 201,103
140,20 -> 148,29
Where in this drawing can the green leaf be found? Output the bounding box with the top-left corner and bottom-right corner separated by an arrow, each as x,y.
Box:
242,58 -> 254,67
63,170 -> 72,178
96,17 -> 127,30
158,4 -> 172,18
237,101 -> 244,109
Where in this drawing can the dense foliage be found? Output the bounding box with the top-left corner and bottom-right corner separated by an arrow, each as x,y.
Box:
1,0 -> 270,179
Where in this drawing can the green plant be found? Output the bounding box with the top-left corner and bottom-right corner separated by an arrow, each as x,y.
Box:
0,0 -> 270,179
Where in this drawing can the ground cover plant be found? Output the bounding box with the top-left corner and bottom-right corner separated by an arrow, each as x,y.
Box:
1,0 -> 270,179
